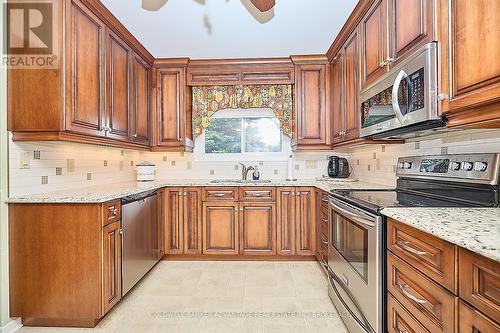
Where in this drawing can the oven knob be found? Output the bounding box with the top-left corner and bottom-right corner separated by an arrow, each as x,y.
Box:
474,161 -> 488,172
403,162 -> 413,169
449,161 -> 461,171
398,162 -> 406,169
461,161 -> 474,171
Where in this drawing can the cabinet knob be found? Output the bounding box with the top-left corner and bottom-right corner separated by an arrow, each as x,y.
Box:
380,61 -> 387,68
179,138 -> 183,142
133,133 -> 138,138
438,93 -> 448,101
299,136 -> 303,140
386,57 -> 395,63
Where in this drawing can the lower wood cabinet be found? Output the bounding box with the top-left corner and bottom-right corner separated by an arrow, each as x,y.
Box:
277,187 -> 316,256
387,219 -> 500,333
102,220 -> 122,314
9,201 -> 124,327
163,187 -> 202,254
202,202 -> 239,255
239,202 -> 276,255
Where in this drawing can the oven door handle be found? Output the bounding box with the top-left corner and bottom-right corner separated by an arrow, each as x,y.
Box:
327,266 -> 375,333
392,70 -> 408,125
329,200 -> 377,228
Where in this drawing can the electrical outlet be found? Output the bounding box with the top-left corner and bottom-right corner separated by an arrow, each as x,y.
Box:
19,152 -> 30,169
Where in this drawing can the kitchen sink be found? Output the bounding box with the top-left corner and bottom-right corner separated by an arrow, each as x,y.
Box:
210,179 -> 272,184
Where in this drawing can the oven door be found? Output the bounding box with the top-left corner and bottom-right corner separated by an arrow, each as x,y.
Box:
327,198 -> 382,333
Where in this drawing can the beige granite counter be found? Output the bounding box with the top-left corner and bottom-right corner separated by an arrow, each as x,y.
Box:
7,178 -> 390,204
382,207 -> 500,262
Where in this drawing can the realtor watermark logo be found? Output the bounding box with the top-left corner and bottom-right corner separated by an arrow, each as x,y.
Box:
2,0 -> 59,69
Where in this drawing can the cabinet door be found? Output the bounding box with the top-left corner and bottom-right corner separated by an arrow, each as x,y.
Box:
295,188 -> 315,256
343,29 -> 361,141
458,300 -> 499,333
389,0 -> 434,66
331,54 -> 345,143
360,0 -> 388,89
276,188 -> 296,255
102,220 -> 122,314
105,29 -> 132,141
156,68 -> 186,147
239,202 -> 276,255
132,54 -> 151,145
157,189 -> 165,259
295,64 -> 330,148
202,202 -> 239,255
439,0 -> 500,119
164,188 -> 183,254
183,188 -> 202,254
66,0 -> 105,137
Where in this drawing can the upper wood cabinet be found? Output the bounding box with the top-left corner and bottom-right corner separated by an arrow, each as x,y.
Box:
66,0 -> 106,138
292,56 -> 332,150
360,0 -> 388,89
332,29 -> 361,145
187,58 -> 294,86
153,60 -> 194,152
8,0 -> 154,150
105,29 -> 132,142
132,54 -> 151,145
438,0 -> 500,127
388,0 -> 434,67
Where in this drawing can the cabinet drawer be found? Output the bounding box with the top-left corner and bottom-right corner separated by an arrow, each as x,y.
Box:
387,251 -> 456,333
458,300 -> 500,333
387,292 -> 430,333
459,248 -> 500,323
239,187 -> 276,201
202,188 -> 238,201
103,200 -> 121,226
388,219 -> 456,292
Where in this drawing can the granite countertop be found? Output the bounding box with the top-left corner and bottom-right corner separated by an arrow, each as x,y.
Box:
382,207 -> 500,263
7,178 -> 391,204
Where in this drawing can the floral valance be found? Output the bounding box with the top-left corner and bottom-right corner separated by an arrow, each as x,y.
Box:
192,85 -> 294,138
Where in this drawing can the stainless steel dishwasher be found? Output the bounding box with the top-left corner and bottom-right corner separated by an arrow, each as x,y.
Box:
121,190 -> 159,295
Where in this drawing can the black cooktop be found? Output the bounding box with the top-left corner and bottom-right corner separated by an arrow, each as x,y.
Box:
330,179 -> 499,214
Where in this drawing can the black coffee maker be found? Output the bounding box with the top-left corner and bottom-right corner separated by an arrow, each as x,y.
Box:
328,156 -> 351,178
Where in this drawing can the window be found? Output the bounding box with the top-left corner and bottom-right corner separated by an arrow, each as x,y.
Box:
195,109 -> 290,161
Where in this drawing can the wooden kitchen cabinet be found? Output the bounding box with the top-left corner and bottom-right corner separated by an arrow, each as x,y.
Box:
105,28 -> 132,142
102,220 -> 122,314
9,201 -> 126,327
157,189 -> 165,258
153,59 -> 194,151
458,301 -> 500,333
66,0 -> 106,138
276,187 -> 316,256
332,29 -> 361,145
292,56 -> 332,150
163,187 -> 202,254
132,54 -> 152,145
359,0 -> 388,89
239,202 -> 276,255
438,0 -> 500,128
202,202 -> 239,255
8,0 -> 154,149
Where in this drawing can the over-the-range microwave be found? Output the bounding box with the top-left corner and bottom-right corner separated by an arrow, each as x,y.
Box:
360,42 -> 446,139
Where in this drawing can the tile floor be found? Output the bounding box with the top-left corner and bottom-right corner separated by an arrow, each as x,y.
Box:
19,261 -> 348,333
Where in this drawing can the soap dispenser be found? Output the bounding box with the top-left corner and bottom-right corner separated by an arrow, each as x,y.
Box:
252,165 -> 260,180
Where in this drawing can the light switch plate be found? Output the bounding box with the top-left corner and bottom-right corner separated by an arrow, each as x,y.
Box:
19,152 -> 30,169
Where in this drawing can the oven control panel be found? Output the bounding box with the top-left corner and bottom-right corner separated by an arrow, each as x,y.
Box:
396,154 -> 500,185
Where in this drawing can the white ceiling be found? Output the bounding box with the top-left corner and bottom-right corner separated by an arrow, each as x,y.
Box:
101,0 -> 359,59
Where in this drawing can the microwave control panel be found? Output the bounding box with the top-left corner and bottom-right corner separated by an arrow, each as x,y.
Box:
409,68 -> 425,111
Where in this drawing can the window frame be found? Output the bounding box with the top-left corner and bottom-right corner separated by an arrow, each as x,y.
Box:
194,108 -> 292,162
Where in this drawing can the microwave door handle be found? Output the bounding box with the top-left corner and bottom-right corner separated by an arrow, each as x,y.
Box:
392,70 -> 408,124
329,201 -> 376,228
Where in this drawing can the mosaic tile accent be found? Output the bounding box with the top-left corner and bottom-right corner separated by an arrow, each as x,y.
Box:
33,150 -> 40,159
41,176 -> 48,184
55,167 -> 62,176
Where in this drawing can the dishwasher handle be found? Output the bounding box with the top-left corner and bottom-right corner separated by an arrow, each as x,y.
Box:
121,190 -> 157,205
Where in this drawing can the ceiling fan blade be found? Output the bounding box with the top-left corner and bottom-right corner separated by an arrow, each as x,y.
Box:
142,0 -> 168,11
249,0 -> 276,12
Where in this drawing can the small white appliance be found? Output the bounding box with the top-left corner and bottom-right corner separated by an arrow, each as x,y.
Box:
136,162 -> 156,182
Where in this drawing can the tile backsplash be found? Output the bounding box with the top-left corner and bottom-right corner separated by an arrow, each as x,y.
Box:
8,129 -> 500,196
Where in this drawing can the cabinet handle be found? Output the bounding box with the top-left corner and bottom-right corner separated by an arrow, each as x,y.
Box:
321,236 -> 328,245
386,57 -> 395,63
179,138 -> 183,142
240,207 -> 243,211
438,93 -> 448,101
398,284 -> 427,304
397,240 -> 427,256
234,207 -> 238,211
380,60 -> 387,68
212,193 -> 227,197
323,219 -> 328,223
133,133 -> 138,138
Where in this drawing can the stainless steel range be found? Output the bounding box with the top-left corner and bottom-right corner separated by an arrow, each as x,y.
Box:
325,153 -> 500,333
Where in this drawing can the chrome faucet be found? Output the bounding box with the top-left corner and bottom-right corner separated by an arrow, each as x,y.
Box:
239,163 -> 255,181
